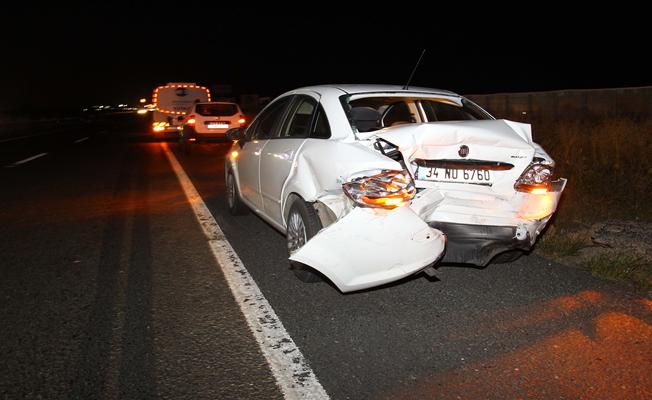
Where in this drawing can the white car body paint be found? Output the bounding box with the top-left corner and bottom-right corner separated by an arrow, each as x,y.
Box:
289,206 -> 446,292
226,85 -> 566,293
280,139 -> 400,222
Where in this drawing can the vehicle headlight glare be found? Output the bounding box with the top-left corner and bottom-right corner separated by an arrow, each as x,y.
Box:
342,170 -> 416,209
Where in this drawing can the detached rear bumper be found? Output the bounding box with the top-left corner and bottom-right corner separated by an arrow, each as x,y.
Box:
289,206 -> 446,293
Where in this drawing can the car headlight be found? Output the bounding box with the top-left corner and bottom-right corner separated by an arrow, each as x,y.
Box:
342,170 -> 416,209
515,162 -> 553,192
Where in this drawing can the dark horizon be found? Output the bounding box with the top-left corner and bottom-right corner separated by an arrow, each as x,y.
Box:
3,7 -> 651,111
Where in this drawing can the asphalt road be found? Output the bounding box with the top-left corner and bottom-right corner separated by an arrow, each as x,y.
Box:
1,114 -> 651,399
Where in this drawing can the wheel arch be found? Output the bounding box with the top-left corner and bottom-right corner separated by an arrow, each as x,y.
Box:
283,192 -> 305,229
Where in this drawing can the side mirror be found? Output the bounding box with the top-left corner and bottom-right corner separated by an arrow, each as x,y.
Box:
225,127 -> 244,141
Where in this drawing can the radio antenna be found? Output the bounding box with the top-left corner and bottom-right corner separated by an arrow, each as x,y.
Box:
403,49 -> 426,90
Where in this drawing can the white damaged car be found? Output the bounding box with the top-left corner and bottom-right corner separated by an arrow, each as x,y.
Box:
224,85 -> 566,292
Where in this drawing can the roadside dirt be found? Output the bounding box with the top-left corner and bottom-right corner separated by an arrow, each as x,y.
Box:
538,220 -> 652,294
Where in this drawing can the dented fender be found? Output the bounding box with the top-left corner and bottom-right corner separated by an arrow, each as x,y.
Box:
289,206 -> 446,293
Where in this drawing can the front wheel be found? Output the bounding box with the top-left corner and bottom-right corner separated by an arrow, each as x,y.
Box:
226,172 -> 248,215
286,199 -> 323,283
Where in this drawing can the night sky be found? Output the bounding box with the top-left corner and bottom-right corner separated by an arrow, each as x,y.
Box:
2,5 -> 650,110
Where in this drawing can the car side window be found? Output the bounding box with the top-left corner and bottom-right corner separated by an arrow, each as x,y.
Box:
310,105 -> 331,139
244,118 -> 259,139
250,97 -> 292,140
278,96 -> 317,138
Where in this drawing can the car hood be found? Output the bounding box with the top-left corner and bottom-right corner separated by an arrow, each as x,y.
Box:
373,120 -> 537,196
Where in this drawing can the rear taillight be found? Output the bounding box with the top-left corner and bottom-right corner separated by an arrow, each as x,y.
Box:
237,115 -> 246,125
514,162 -> 553,192
187,115 -> 196,125
342,170 -> 416,209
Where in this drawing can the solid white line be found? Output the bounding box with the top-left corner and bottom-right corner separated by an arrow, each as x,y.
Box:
73,137 -> 89,143
11,152 -> 48,166
161,143 -> 329,400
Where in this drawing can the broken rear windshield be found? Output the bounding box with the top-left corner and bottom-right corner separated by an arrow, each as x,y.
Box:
346,96 -> 492,133
196,103 -> 238,117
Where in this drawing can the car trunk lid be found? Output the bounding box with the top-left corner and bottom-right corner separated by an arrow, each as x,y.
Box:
375,120 -> 536,196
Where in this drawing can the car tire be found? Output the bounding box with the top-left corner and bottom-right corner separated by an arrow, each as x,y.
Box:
226,172 -> 248,215
286,199 -> 323,283
492,250 -> 524,264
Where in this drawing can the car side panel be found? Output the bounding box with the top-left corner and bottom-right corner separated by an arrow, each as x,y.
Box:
259,138 -> 307,226
280,139 -> 401,227
237,140 -> 268,211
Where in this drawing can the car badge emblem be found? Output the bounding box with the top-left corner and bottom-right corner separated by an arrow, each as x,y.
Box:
458,145 -> 469,158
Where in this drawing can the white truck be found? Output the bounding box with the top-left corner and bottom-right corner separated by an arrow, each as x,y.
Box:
151,83 -> 211,134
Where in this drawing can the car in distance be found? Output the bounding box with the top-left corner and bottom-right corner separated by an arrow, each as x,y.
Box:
224,85 -> 566,293
180,101 -> 246,146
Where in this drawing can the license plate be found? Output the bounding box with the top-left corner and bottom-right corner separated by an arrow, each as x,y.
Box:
207,122 -> 229,129
417,167 -> 493,184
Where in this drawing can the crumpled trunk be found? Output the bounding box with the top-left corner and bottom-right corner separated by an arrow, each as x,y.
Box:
376,120 -> 538,196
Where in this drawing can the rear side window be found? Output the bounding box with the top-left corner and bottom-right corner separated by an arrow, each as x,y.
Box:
249,97 -> 292,140
279,97 -> 317,138
311,106 -> 331,139
195,103 -> 238,117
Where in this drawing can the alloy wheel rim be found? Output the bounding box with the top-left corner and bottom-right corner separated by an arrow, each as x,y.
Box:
287,211 -> 307,254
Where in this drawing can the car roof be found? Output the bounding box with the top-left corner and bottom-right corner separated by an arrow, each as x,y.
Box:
294,84 -> 460,97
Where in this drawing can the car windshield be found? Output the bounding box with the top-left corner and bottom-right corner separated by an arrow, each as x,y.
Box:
195,103 -> 238,117
346,96 -> 492,133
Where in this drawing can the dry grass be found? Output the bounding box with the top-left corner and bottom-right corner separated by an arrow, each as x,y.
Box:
532,116 -> 652,224
535,228 -> 586,258
529,115 -> 652,291
584,252 -> 652,291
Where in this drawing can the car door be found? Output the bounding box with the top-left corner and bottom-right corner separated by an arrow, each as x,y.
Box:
259,95 -> 319,226
236,96 -> 292,211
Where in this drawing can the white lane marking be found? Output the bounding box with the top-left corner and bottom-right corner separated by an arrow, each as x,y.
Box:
0,127 -> 68,143
161,142 -> 329,400
73,136 -> 89,143
0,134 -> 33,143
9,152 -> 48,167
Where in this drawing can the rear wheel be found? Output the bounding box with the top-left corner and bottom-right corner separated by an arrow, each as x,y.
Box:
492,250 -> 524,264
226,172 -> 248,215
286,199 -> 323,283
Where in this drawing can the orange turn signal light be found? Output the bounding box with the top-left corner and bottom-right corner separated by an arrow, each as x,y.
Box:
360,195 -> 410,208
